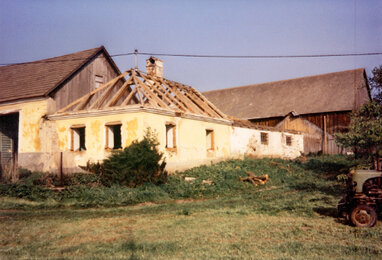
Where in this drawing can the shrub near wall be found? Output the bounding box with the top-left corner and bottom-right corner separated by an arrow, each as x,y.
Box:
91,128 -> 167,187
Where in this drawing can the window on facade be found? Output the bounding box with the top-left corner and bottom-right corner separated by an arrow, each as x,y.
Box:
106,123 -> 122,149
71,126 -> 86,151
95,75 -> 104,88
165,123 -> 176,149
286,135 -> 292,146
206,129 -> 214,150
260,132 -> 268,145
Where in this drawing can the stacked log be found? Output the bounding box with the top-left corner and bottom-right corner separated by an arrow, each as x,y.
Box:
240,172 -> 269,186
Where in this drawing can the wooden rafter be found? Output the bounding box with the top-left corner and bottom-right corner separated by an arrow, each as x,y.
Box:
92,72 -> 130,109
189,86 -> 227,118
104,77 -> 133,108
56,68 -> 228,120
134,76 -> 169,109
143,77 -> 187,112
165,80 -> 206,115
121,87 -> 138,106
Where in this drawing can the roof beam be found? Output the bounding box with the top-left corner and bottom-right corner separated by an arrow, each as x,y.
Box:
138,72 -> 187,112
133,76 -> 169,109
104,77 -> 133,108
121,87 -> 138,106
188,86 -> 227,118
163,79 -> 206,115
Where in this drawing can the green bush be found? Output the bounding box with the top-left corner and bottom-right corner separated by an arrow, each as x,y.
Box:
89,128 -> 167,187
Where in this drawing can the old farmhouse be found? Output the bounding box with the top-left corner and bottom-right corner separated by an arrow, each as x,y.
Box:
204,69 -> 371,154
0,47 -> 304,175
0,46 -> 123,173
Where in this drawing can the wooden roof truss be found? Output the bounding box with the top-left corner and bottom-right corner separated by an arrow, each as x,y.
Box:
57,69 -> 227,119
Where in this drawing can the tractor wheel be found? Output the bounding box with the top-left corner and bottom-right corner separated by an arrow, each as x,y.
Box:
350,205 -> 377,227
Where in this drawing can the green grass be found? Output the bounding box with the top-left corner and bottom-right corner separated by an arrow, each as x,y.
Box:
1,155 -> 381,259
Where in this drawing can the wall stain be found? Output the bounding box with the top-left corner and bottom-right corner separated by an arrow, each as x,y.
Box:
58,126 -> 66,133
90,120 -> 102,150
125,118 -> 138,146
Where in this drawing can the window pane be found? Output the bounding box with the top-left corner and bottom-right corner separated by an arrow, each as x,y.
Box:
166,124 -> 175,148
113,125 -> 121,149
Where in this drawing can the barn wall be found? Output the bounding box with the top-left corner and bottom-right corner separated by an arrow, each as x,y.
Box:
53,111 -> 232,173
300,111 -> 351,134
249,117 -> 284,127
230,127 -> 303,159
53,52 -> 121,112
275,113 -> 351,154
251,111 -> 351,134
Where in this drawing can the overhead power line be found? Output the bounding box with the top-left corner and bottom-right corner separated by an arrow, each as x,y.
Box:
1,51 -> 382,66
137,52 -> 382,59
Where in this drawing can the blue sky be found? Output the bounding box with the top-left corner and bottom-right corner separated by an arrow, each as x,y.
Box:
0,0 -> 381,91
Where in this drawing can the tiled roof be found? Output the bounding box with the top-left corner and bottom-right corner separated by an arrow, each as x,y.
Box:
0,46 -> 105,103
203,69 -> 371,119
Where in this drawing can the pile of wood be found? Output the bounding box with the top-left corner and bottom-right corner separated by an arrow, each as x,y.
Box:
240,172 -> 269,186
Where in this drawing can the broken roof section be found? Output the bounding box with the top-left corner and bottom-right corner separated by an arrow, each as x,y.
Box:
56,69 -> 228,120
0,46 -> 120,104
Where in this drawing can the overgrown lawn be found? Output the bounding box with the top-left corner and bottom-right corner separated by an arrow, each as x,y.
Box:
1,155 -> 381,259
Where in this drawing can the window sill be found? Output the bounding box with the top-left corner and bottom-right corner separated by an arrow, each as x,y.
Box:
70,149 -> 87,152
105,147 -> 122,151
166,147 -> 177,152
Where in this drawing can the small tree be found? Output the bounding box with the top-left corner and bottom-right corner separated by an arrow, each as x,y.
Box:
369,65 -> 382,104
336,101 -> 382,165
97,128 -> 167,187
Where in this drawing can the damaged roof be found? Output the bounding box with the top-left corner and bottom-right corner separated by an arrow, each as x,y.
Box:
0,46 -> 119,103
203,68 -> 371,120
55,69 -> 228,120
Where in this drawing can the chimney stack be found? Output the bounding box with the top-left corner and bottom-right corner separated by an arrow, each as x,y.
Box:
146,57 -> 163,78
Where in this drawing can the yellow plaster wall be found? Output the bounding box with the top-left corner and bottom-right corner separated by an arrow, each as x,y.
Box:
54,112 -> 232,171
0,99 -> 49,153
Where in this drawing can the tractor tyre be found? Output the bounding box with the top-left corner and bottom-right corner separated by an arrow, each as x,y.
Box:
350,204 -> 377,227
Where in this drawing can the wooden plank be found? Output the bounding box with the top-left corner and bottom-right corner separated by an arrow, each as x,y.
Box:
92,72 -> 130,109
148,80 -> 188,111
148,76 -> 192,112
162,79 -> 203,114
131,74 -> 144,106
58,70 -> 128,113
188,86 -> 227,118
104,77 -> 133,107
181,87 -> 220,118
89,79 -> 118,109
121,87 -> 138,106
73,93 -> 94,111
136,87 -> 145,106
135,71 -> 176,108
134,76 -> 169,109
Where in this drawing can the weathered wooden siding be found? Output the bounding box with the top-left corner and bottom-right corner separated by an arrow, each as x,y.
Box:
300,111 -> 351,135
257,111 -> 352,154
249,117 -> 283,127
53,53 -> 121,111
251,111 -> 351,133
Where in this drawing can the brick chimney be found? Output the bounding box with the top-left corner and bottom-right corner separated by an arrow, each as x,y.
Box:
146,56 -> 163,78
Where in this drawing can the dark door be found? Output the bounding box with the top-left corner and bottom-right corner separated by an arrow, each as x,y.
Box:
0,113 -> 19,171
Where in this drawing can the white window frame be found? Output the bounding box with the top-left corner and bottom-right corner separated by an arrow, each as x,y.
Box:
165,123 -> 176,150
70,125 -> 86,151
105,122 -> 122,150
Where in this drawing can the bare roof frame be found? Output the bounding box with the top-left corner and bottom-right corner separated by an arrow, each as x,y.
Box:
57,69 -> 227,120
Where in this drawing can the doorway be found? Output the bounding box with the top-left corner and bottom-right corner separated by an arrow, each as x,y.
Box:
0,113 -> 19,179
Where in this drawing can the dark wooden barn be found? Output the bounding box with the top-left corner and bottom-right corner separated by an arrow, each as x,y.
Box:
203,69 -> 371,154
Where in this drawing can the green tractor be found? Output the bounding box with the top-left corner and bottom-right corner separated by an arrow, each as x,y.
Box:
338,169 -> 382,227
